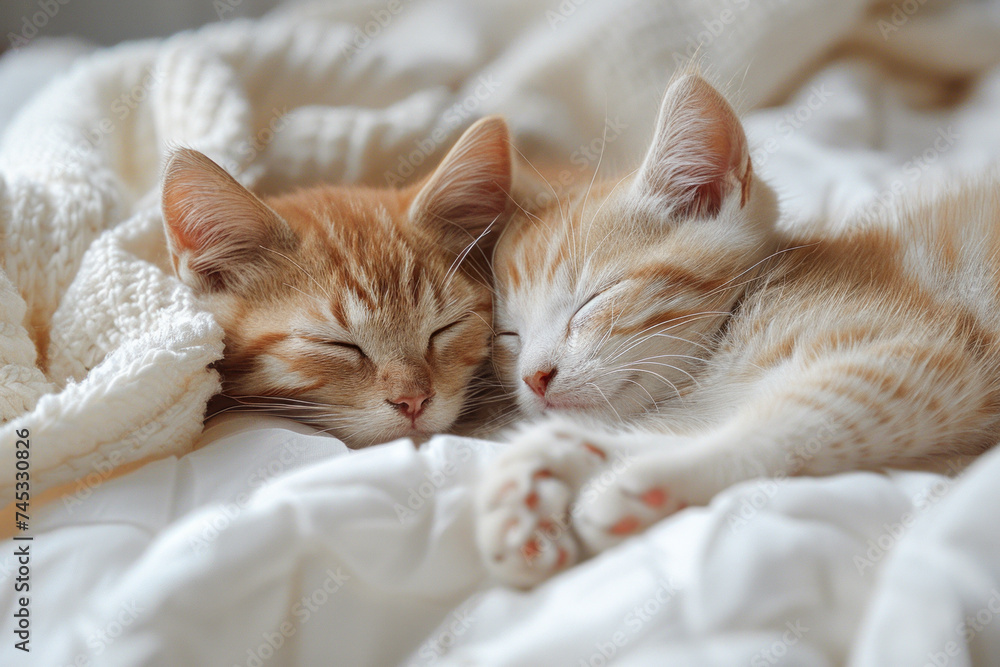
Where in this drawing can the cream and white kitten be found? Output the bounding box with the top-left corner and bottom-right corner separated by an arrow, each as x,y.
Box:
476,72 -> 1000,587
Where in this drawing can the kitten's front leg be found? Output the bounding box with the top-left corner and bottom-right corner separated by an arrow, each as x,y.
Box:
575,342 -> 1000,555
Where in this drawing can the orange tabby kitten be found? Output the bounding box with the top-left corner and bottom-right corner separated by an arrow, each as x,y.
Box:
477,72 -> 1000,586
162,117 -> 512,446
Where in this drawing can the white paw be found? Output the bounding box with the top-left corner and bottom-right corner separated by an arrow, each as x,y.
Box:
574,460 -> 691,554
474,419 -> 610,588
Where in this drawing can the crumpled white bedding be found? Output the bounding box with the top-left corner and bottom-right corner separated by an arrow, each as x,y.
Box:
4,0 -> 1000,665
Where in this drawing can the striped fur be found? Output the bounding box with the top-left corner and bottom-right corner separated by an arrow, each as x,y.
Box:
477,73 -> 1000,587
162,117 -> 512,446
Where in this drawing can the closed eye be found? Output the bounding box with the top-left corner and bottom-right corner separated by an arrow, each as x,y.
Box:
494,331 -> 519,338
430,318 -> 466,346
302,335 -> 366,358
325,341 -> 365,357
572,290 -> 605,320
299,333 -> 368,359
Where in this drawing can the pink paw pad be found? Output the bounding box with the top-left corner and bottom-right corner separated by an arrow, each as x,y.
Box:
608,516 -> 642,536
639,488 -> 669,508
521,539 -> 541,561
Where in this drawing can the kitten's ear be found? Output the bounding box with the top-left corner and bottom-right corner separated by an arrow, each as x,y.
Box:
410,116 -> 512,245
162,148 -> 297,292
635,73 -> 752,218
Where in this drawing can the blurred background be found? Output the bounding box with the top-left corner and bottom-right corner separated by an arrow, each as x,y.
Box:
0,0 -> 290,128
0,0 -> 282,45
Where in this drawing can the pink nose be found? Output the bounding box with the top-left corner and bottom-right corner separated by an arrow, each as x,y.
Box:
524,368 -> 556,398
389,393 -> 432,419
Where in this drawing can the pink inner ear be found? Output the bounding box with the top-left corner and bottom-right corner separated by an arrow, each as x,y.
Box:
412,116 -> 512,238
163,182 -> 210,252
686,112 -> 745,217
640,73 -> 751,218
161,148 -> 296,291
439,149 -> 511,225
